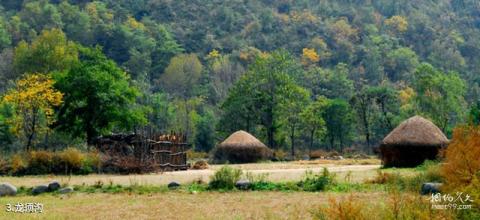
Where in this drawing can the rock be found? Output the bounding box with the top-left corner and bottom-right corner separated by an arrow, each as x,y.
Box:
48,181 -> 61,192
58,187 -> 74,194
235,179 -> 251,190
168,181 -> 180,189
0,183 -> 17,196
421,182 -> 442,195
32,185 -> 49,195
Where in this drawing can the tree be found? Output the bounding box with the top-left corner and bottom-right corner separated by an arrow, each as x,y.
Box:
351,87 -> 376,148
322,99 -> 354,151
194,109 -> 216,152
351,85 -> 400,149
280,85 -> 310,157
54,47 -> 145,145
385,47 -> 419,82
0,18 -> 11,50
3,74 -> 63,150
384,15 -> 408,33
159,53 -> 203,98
300,96 -> 327,153
14,28 -> 78,74
220,50 -> 304,149
302,64 -> 354,100
412,63 -> 467,133
468,101 -> 480,125
159,53 -> 203,139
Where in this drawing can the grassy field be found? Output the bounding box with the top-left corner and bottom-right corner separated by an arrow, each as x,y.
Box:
1,160 -> 382,188
0,160 -> 439,220
0,191 -> 388,220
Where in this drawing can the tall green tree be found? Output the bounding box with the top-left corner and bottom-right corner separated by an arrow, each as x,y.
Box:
280,85 -> 310,157
221,50 -> 304,149
300,96 -> 328,153
322,99 -> 354,151
412,63 -> 467,133
54,47 -> 145,145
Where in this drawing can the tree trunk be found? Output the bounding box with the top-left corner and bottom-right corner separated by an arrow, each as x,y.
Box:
309,129 -> 315,155
290,125 -> 295,158
26,111 -> 37,151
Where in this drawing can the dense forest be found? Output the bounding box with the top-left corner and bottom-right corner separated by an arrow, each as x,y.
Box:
0,0 -> 479,156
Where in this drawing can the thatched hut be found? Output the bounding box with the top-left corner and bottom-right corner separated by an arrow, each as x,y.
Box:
379,116 -> 449,167
213,130 -> 272,163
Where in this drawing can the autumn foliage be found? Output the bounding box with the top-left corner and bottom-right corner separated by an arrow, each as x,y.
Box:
442,125 -> 480,189
3,73 -> 63,149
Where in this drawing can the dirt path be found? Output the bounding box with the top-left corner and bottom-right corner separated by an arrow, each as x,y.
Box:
1,164 -> 381,187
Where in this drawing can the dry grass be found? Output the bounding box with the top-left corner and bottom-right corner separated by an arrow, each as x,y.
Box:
0,192 -> 386,220
1,163 -> 382,188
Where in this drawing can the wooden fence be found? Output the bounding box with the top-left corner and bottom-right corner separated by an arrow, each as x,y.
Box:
96,132 -> 190,172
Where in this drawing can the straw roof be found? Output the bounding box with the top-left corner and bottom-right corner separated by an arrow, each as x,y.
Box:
218,130 -> 268,148
381,116 -> 449,147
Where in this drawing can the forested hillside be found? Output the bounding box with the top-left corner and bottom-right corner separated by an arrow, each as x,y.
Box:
0,0 -> 479,155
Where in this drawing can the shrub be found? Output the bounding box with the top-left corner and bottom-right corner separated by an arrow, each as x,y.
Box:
80,151 -> 102,174
442,125 -> 480,190
25,150 -> 54,174
273,149 -> 288,161
57,147 -> 85,174
313,195 -> 367,220
11,153 -> 26,175
192,160 -> 209,170
300,168 -> 335,191
208,166 -> 242,190
0,157 -> 10,175
441,125 -> 480,217
309,150 -> 328,160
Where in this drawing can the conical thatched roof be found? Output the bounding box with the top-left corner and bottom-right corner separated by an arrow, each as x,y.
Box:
381,116 -> 449,147
219,130 -> 268,148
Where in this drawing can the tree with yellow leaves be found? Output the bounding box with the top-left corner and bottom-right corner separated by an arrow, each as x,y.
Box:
302,48 -> 320,66
385,16 -> 408,33
3,74 -> 63,150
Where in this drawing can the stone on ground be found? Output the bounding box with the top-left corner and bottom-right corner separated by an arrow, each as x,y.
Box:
0,183 -> 17,196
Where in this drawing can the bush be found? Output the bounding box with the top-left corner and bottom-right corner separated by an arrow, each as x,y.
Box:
441,125 -> 480,217
10,153 -> 26,175
300,168 -> 335,191
213,146 -> 272,164
0,157 -> 10,175
56,148 -> 85,174
309,150 -> 328,160
313,195 -> 367,220
192,160 -> 209,170
273,149 -> 287,161
442,126 -> 480,189
208,166 -> 242,190
25,150 -> 54,174
80,151 -> 102,174
4,148 -> 100,175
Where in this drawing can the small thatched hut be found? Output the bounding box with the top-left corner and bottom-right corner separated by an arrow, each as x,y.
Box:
214,130 -> 272,163
379,116 -> 449,167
